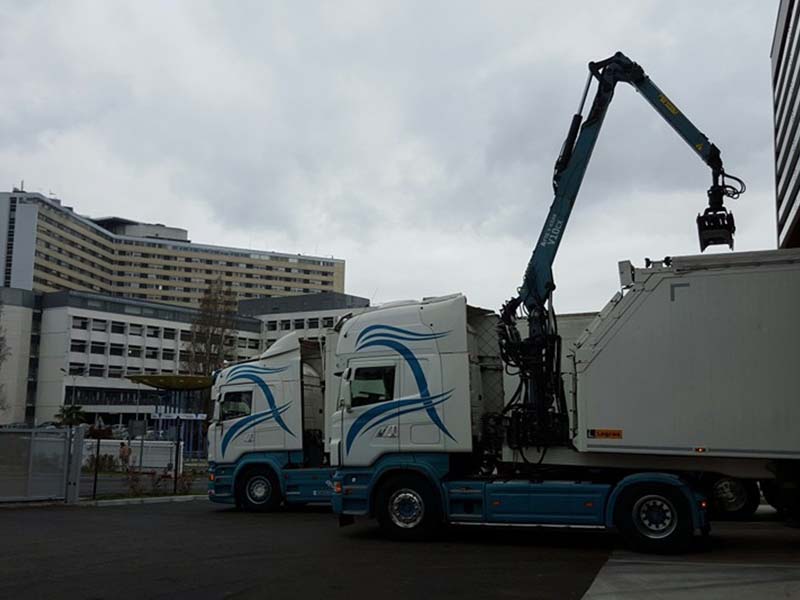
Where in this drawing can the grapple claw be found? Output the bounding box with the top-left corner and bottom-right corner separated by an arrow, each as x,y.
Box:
697,207 -> 735,251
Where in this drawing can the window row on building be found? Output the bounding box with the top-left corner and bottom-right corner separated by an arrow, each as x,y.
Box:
264,316 -> 337,332
0,192 -> 346,308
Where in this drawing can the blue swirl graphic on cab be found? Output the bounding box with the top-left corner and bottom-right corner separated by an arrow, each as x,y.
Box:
220,363 -> 294,457
345,324 -> 455,454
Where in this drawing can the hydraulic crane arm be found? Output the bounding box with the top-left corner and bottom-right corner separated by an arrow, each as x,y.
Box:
519,51 -> 744,312
498,52 -> 745,450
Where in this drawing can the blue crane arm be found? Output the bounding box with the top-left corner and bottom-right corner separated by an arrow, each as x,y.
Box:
497,52 -> 744,449
516,52 -> 740,313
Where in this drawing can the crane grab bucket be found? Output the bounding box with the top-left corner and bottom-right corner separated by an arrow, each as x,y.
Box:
697,207 -> 736,251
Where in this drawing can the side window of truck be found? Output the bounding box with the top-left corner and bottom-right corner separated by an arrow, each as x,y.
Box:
350,366 -> 395,408
220,390 -> 253,421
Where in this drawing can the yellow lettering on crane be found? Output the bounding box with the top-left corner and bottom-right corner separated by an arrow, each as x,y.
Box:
695,143 -> 704,152
658,94 -> 680,115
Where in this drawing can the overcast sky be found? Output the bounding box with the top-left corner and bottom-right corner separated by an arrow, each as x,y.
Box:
0,1 -> 780,312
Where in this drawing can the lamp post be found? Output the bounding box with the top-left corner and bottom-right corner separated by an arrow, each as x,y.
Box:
136,382 -> 145,469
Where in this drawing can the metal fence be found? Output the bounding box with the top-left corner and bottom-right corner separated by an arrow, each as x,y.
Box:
0,426 -> 84,503
80,438 -> 207,500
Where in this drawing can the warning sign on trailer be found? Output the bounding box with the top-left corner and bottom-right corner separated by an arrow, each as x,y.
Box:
587,429 -> 623,439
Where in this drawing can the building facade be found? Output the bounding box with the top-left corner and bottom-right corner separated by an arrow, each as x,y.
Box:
0,289 -> 370,427
0,287 -> 263,425
0,190 -> 345,307
0,288 -> 36,424
773,0 -> 800,248
239,292 -> 370,348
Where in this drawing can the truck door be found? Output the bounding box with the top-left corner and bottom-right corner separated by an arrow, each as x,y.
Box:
339,359 -> 400,466
253,379 -> 296,451
213,386 -> 256,464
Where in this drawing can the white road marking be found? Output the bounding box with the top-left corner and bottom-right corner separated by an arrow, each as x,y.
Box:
583,553 -> 800,599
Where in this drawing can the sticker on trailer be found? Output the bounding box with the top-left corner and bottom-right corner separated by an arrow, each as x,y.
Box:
587,429 -> 623,439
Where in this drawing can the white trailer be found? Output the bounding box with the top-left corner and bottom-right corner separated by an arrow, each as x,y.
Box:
329,250 -> 800,551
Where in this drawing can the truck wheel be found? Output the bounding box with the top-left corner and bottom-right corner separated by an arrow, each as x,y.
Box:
236,468 -> 281,512
375,473 -> 441,541
709,477 -> 760,520
614,484 -> 692,554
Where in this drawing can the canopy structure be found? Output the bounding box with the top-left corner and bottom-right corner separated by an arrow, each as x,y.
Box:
126,374 -> 212,391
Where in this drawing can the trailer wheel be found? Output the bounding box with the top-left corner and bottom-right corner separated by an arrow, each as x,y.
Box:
236,468 -> 281,512
709,477 -> 760,521
614,484 -> 692,553
375,473 -> 441,541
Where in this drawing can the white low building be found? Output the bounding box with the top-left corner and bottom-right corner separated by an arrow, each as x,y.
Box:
0,289 -> 369,427
239,291 -> 370,349
0,287 -> 262,425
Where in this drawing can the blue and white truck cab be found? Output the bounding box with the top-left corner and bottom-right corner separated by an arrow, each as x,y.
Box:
329,294 -> 714,553
207,332 -> 340,510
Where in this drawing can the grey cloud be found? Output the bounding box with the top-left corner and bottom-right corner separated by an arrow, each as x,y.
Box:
0,0 -> 780,312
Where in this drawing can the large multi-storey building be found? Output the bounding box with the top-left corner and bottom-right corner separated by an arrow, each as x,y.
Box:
0,190 -> 345,306
772,0 -> 800,248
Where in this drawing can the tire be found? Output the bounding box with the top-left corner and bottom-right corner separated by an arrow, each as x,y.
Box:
708,477 -> 760,521
374,473 -> 442,541
614,484 -> 693,554
236,468 -> 281,512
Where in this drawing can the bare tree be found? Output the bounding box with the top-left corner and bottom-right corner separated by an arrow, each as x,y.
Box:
183,277 -> 238,377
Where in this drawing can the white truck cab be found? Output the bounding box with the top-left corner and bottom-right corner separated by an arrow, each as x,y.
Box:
207,332 -> 338,510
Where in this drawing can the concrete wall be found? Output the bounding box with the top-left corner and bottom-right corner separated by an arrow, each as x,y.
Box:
36,306 -> 70,422
0,302 -> 33,424
0,195 -> 9,277
10,203 -> 37,289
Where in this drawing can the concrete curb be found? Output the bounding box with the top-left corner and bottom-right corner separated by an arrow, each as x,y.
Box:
80,494 -> 207,508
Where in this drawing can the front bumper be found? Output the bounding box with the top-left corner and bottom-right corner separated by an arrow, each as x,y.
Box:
207,463 -> 235,504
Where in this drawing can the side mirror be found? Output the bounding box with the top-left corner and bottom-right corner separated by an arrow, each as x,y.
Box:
342,380 -> 352,412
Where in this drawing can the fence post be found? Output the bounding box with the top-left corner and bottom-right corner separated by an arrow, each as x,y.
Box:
92,437 -> 100,500
172,440 -> 181,495
65,426 -> 85,504
139,434 -> 145,472
25,427 -> 36,498
63,426 -> 72,503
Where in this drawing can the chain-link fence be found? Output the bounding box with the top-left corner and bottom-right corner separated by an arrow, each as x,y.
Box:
80,437 -> 207,500
0,427 -> 84,503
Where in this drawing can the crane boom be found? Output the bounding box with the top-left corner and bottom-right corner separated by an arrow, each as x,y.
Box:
498,52 -> 745,449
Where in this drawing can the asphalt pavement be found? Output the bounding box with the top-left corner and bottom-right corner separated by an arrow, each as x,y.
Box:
2,500 -> 613,599
1,501 -> 798,600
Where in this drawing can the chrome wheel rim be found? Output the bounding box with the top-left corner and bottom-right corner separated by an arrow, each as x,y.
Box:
632,494 -> 677,539
388,488 -> 425,529
247,476 -> 272,504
